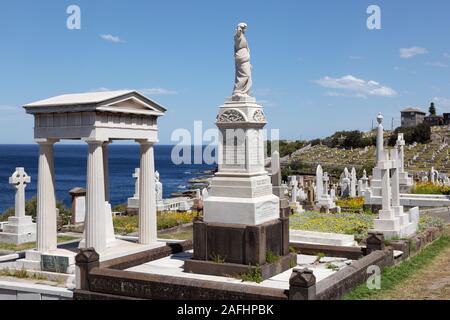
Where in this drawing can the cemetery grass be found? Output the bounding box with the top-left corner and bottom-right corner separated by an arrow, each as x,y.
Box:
159,229 -> 193,240
113,211 -> 198,235
0,236 -> 78,252
290,212 -> 443,241
411,182 -> 450,195
344,228 -> 450,300
290,211 -> 374,240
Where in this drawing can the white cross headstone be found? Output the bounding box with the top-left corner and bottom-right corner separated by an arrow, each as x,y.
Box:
9,168 -> 31,218
0,167 -> 36,245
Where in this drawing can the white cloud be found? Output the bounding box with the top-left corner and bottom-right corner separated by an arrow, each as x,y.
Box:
91,87 -> 178,95
426,61 -> 448,68
315,75 -> 397,98
432,97 -> 450,109
138,88 -> 178,95
399,47 -> 428,59
100,34 -> 124,43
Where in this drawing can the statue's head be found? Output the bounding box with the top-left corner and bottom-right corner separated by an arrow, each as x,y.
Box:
237,23 -> 248,33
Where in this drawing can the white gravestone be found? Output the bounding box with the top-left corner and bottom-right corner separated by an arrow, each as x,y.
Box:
0,168 -> 36,245
127,168 -> 140,209
350,167 -> 357,198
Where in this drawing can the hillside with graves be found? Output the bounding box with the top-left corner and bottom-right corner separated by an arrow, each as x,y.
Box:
282,125 -> 450,180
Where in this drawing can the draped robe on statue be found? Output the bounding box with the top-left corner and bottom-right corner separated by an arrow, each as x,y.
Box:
233,31 -> 252,97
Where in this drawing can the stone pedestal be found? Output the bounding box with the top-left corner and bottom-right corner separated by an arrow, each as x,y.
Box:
186,97 -> 293,279
0,216 -> 36,245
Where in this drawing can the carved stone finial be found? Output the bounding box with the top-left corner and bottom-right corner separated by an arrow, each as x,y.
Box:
75,248 -> 100,264
289,268 -> 316,288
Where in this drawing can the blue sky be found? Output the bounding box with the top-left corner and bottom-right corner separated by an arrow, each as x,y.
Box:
1,0 -> 450,144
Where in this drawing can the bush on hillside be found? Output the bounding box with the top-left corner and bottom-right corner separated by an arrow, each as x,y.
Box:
388,124 -> 431,146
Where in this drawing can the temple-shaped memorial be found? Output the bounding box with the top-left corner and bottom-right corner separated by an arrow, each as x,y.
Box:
18,90 -> 166,272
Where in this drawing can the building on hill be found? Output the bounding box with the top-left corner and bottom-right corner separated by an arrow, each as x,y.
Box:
401,107 -> 426,127
424,114 -> 444,126
444,113 -> 450,125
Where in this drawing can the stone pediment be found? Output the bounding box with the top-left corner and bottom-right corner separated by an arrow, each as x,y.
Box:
24,90 -> 166,117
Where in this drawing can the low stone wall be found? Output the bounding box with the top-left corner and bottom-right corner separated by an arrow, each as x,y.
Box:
315,249 -> 393,300
75,240 -> 288,301
388,226 -> 444,263
74,226 -> 445,300
0,280 -> 73,300
82,268 -> 287,300
289,226 -> 446,300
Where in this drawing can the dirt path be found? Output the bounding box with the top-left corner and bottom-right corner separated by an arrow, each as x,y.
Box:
372,230 -> 450,300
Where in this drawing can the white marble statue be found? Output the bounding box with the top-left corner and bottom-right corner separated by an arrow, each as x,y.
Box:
232,23 -> 252,98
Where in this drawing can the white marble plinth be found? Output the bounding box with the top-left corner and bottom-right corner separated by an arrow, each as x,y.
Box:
290,230 -> 358,247
316,196 -> 337,210
0,216 -> 36,245
127,197 -> 139,209
204,175 -> 280,226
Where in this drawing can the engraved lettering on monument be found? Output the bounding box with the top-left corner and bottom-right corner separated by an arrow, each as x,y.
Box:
41,255 -> 70,273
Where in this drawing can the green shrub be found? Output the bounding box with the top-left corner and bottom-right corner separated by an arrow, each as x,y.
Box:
266,250 -> 279,264
240,266 -> 263,283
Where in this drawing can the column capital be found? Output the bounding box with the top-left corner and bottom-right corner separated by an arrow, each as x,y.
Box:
35,138 -> 60,145
136,139 -> 156,146
83,138 -> 107,145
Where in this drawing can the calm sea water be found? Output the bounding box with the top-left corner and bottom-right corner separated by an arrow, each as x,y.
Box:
0,145 -> 215,214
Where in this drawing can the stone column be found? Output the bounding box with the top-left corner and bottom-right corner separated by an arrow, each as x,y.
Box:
381,165 -> 391,212
391,152 -> 401,208
376,113 -> 384,164
36,139 -> 58,253
85,140 -> 106,253
102,142 -> 110,202
350,168 -> 357,198
397,134 -> 405,174
315,165 -> 323,199
271,151 -> 281,187
138,140 -> 157,245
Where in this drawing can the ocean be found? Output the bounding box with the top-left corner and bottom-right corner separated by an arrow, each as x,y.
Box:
0,145 -> 216,214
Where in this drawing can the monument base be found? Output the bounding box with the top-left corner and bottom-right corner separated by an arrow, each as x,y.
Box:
186,216 -> 291,279
16,248 -> 76,274
0,216 -> 36,245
